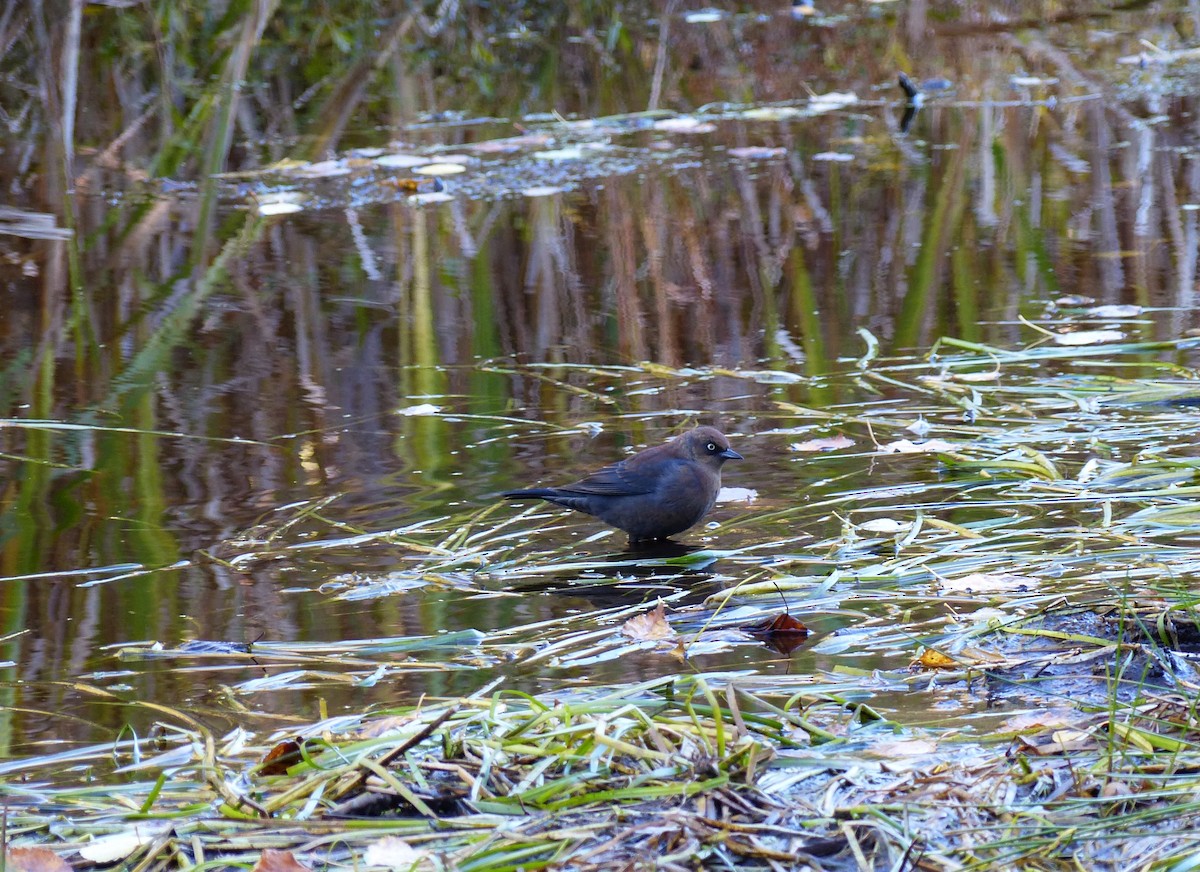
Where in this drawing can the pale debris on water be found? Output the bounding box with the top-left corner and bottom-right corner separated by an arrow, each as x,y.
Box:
879,438 -> 956,453
534,146 -> 587,161
295,159 -> 353,178
728,145 -> 787,159
396,403 -> 441,416
858,518 -> 911,534
941,572 -> 1037,593
409,191 -> 455,205
1087,304 -> 1143,318
791,435 -> 854,452
375,153 -> 431,168
414,162 -> 467,175
653,117 -> 717,134
906,416 -> 931,437
717,486 -> 758,504
1052,329 -> 1125,346
809,91 -> 859,110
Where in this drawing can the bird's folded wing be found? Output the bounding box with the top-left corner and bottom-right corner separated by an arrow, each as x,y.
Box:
555,461 -> 656,496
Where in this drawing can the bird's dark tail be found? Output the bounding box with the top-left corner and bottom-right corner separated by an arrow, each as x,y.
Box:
502,488 -> 559,500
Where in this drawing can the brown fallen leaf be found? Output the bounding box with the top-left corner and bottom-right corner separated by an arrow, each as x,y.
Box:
6,847 -> 72,872
382,177 -> 444,193
622,600 -> 676,641
745,612 -> 810,655
916,649 -> 958,670
259,737 -> 308,776
253,849 -> 312,872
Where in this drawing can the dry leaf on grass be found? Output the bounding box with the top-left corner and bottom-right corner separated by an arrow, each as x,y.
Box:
363,836 -> 431,869
259,737 -> 306,775
5,847 -> 71,872
253,849 -> 312,872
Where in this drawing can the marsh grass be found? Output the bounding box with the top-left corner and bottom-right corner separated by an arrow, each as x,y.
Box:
11,336 -> 1200,868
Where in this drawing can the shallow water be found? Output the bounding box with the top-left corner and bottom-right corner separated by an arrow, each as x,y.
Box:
3,1 -> 1200,755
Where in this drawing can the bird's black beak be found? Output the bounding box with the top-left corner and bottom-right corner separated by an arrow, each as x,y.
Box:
720,448 -> 743,461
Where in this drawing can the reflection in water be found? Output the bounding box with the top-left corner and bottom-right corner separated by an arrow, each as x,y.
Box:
503,539 -> 718,599
2,2 -> 1200,750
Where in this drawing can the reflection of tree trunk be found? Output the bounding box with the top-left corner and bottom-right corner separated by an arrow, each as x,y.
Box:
639,185 -> 677,367
679,206 -> 716,356
604,186 -> 645,361
1090,102 -> 1125,298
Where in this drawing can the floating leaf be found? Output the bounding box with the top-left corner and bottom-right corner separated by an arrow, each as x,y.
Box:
621,601 -> 676,641
744,612 -> 809,655
791,435 -> 854,452
917,649 -> 958,670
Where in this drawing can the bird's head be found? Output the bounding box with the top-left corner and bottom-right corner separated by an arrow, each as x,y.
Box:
682,426 -> 743,467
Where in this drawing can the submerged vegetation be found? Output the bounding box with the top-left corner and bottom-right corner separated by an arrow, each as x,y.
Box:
7,0 -> 1200,869
12,335 -> 1200,869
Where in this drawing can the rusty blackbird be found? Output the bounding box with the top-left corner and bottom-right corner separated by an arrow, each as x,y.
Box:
502,426 -> 743,541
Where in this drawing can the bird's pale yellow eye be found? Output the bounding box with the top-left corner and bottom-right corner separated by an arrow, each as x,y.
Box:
706,442 -> 717,452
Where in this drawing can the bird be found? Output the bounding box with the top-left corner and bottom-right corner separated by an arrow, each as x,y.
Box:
502,426 -> 743,541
